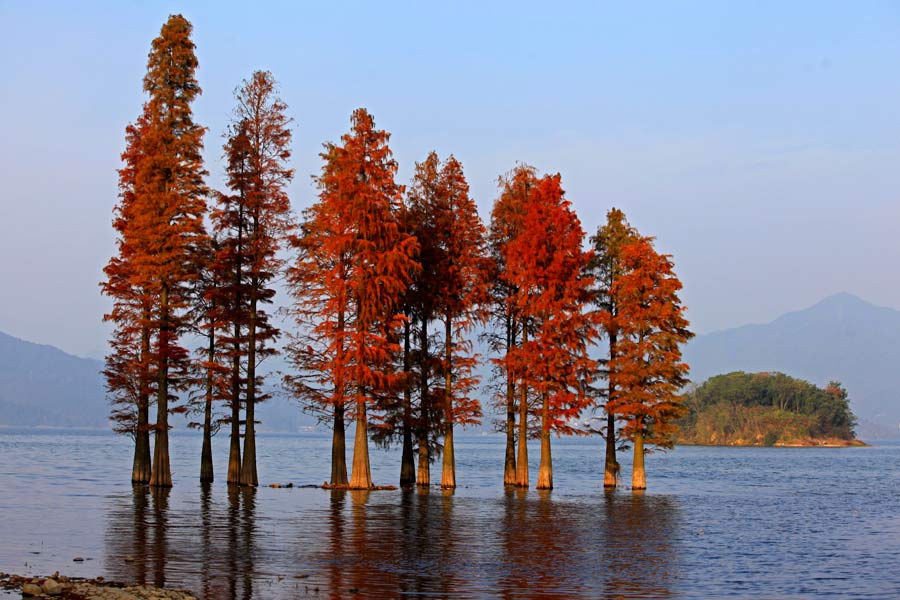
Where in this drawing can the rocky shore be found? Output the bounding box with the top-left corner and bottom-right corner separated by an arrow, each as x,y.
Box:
0,572 -> 196,600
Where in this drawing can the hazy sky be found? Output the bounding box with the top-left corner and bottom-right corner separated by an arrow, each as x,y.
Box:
2,1 -> 900,357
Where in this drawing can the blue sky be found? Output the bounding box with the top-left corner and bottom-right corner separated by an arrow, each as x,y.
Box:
2,1 -> 900,356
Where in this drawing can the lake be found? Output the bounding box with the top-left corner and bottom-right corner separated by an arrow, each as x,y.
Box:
0,429 -> 896,598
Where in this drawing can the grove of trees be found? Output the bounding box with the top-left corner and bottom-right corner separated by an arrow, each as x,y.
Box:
102,14 -> 693,492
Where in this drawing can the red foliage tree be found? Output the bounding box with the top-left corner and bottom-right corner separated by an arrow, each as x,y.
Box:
209,121 -> 253,484
607,237 -> 693,490
432,155 -> 488,488
487,164 -> 537,486
588,208 -> 640,488
399,152 -> 488,488
220,71 -> 294,487
287,109 -> 417,489
101,107 -> 155,483
505,174 -> 598,489
104,15 -> 209,487
187,235 -> 230,483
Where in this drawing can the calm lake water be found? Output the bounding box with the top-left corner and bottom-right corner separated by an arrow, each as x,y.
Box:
0,429 -> 897,599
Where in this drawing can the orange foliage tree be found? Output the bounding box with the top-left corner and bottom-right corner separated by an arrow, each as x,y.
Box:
588,208 -> 640,488
216,70 -> 294,488
607,237 -> 693,490
187,235 -> 230,483
287,109 -> 417,489
102,107 -> 155,484
105,15 -> 209,487
487,164 -> 537,486
402,152 -> 487,489
505,174 -> 598,489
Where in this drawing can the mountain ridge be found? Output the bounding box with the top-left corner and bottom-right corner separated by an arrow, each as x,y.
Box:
2,291 -> 899,438
684,292 -> 900,435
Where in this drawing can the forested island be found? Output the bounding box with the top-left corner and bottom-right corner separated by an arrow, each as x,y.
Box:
677,372 -> 862,447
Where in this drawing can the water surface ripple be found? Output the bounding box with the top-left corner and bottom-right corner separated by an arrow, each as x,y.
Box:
0,430 -> 896,598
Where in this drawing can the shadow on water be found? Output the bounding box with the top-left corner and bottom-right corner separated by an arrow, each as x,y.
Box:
105,485 -> 679,599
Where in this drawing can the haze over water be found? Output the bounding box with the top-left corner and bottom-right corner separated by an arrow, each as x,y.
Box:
0,429 -> 897,598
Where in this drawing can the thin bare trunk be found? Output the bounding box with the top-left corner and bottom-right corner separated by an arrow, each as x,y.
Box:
331,302 -> 348,486
632,425 -> 646,491
226,331 -> 242,484
133,320 -> 152,483
537,391 -> 552,489
150,286 -> 172,488
240,278 -> 258,487
400,320 -> 415,487
441,316 -> 456,489
349,395 -> 372,489
604,332 -> 619,488
331,403 -> 348,485
227,194 -> 245,485
416,315 -> 430,487
200,327 -> 214,482
503,313 -> 517,486
515,325 -> 529,488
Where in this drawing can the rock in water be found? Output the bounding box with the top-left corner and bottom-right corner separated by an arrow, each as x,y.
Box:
21,582 -> 42,596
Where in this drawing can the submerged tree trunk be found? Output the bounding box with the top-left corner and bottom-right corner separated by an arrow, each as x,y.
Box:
441,317 -> 456,489
331,403 -> 348,485
537,391 -> 552,489
503,314 -> 516,486
349,395 -> 373,489
133,401 -> 152,483
632,425 -> 646,491
200,328 -> 215,482
515,326 -> 529,488
133,321 -> 152,484
227,332 -> 242,484
416,315 -> 430,487
400,320 -> 415,487
150,286 -> 172,488
240,291 -> 258,487
604,332 -> 619,489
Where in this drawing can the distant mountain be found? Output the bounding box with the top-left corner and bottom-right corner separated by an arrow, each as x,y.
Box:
0,330 -> 107,427
5,291 -> 900,437
0,329 -> 314,431
684,293 -> 900,437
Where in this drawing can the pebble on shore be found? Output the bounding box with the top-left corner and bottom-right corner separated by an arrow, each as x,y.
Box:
0,572 -> 197,599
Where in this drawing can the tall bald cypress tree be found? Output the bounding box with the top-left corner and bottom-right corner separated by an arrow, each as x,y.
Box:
131,14 -> 208,487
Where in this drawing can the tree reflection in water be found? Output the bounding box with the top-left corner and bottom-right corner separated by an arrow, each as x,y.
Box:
105,485 -> 678,599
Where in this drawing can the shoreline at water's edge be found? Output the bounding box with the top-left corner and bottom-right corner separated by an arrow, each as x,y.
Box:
0,572 -> 196,599
677,439 -> 867,448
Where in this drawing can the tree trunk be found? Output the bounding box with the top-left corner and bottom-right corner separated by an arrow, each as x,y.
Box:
400,320 -> 415,487
503,313 -> 516,486
349,395 -> 372,489
331,403 -> 348,485
515,326 -> 529,488
133,321 -> 152,483
441,316 -> 456,489
240,290 -> 258,487
240,395 -> 257,486
603,412 -> 618,488
604,332 -> 619,489
537,392 -> 552,489
416,315 -> 430,487
632,426 -> 646,491
133,401 -> 152,483
228,198 -> 245,485
200,328 -> 215,482
150,286 -> 172,488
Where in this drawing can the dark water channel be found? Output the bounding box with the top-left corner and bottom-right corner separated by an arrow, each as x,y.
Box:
1,430 -> 897,598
